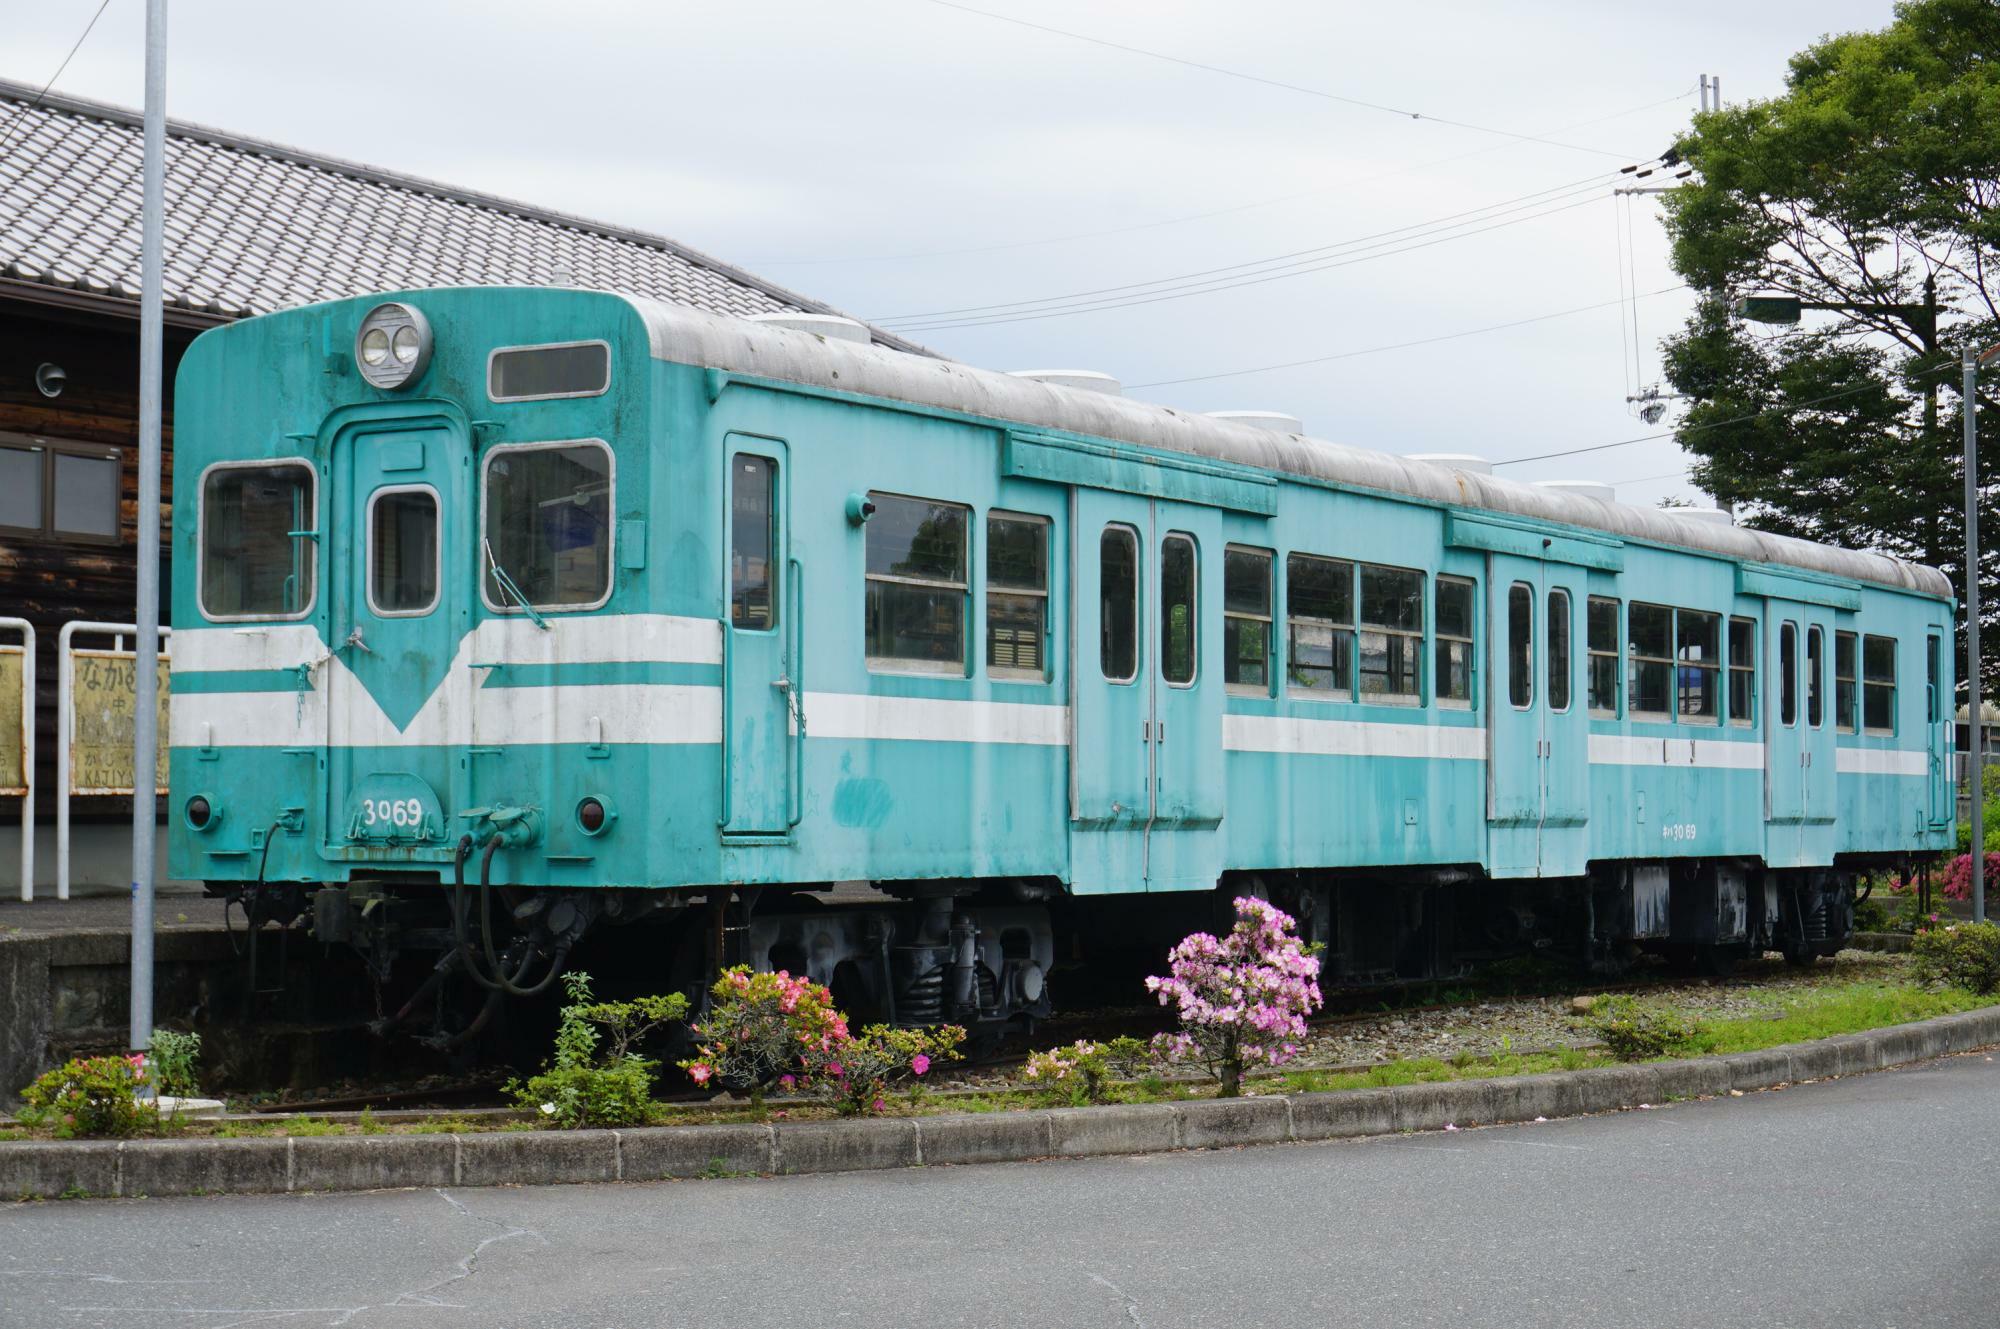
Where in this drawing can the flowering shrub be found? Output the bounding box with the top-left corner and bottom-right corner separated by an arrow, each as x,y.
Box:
1935,855 -> 1995,904
1144,896 -> 1323,1097
680,966 -> 847,1107
815,1024 -> 965,1116
18,1055 -> 159,1139
1024,1041 -> 1116,1107
508,972 -> 687,1128
1912,920 -> 2000,994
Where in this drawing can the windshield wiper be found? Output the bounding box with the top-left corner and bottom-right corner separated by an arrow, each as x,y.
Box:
482,537 -> 550,631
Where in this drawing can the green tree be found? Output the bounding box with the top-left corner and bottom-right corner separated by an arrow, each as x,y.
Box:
1659,0 -> 1999,685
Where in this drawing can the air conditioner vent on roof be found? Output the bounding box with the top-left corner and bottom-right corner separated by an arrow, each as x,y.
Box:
1536,479 -> 1616,504
1407,453 -> 1494,476
748,312 -> 873,344
1206,410 -> 1303,434
1008,369 -> 1122,396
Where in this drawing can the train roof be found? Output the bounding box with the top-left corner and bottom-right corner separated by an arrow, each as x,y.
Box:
628,296 -> 1951,602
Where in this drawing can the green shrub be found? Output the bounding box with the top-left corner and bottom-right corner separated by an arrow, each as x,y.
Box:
1912,921 -> 2000,995
149,1028 -> 202,1099
18,1056 -> 159,1139
506,972 -> 689,1128
1590,998 -> 1706,1062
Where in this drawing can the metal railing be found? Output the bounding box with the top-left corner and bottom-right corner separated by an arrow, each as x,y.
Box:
0,617 -> 33,901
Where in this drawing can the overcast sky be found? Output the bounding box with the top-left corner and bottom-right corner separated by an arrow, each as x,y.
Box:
10,0 -> 1904,503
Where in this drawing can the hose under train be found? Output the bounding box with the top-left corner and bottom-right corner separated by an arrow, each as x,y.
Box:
451,833 -> 574,998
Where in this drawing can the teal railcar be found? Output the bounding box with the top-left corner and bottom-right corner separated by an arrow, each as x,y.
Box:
167,287 -> 1954,1033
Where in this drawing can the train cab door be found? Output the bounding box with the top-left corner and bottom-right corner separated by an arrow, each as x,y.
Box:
1069,488 -> 1225,893
1485,554 -> 1588,877
720,437 -> 795,838
323,416 -> 465,854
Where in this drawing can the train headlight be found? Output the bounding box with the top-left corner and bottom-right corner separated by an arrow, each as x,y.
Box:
354,302 -> 433,390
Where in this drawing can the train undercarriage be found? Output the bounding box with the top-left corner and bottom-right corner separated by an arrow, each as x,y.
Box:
207,858 -> 1862,1055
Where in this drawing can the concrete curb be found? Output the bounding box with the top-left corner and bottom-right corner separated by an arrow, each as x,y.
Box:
8,1004 -> 1998,1201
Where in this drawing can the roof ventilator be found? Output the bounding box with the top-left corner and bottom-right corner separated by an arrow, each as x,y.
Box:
1407,453 -> 1494,476
1669,506 -> 1736,526
748,312 -> 873,344
1205,410 -> 1303,434
1007,370 -> 1122,396
1535,479 -> 1616,504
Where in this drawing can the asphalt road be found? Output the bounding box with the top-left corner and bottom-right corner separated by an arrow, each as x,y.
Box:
5,1053 -> 1998,1329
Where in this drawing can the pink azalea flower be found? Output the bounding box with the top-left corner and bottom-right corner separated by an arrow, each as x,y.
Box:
911,1054 -> 931,1076
688,1064 -> 712,1084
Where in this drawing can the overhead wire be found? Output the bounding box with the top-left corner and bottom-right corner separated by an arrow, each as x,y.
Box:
752,84 -> 1696,267
0,0 -> 116,162
876,167 -> 1628,324
913,0 -> 1644,160
882,182 -> 1634,332
1129,284 -> 1689,388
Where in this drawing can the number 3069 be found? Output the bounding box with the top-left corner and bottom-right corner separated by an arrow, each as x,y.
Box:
362,797 -> 425,829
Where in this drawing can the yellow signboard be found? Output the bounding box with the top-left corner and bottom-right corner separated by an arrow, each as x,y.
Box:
69,649 -> 170,796
0,646 -> 23,796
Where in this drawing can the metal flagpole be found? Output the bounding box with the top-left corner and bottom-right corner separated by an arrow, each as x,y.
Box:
130,0 -> 168,1053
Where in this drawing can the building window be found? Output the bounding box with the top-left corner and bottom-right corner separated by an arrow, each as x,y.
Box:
1676,609 -> 1720,724
1100,526 -> 1139,683
367,486 -> 439,617
1863,634 -> 1897,733
1435,576 -> 1475,708
199,460 -> 316,620
865,492 -> 968,672
1287,554 -> 1353,696
1160,534 -> 1197,686
987,512 -> 1049,678
1780,622 -> 1798,726
730,454 -> 777,629
1359,564 -> 1423,704
1806,626 -> 1825,728
1547,589 -> 1571,712
0,433 -> 121,544
1834,631 -> 1858,733
1728,617 -> 1756,726
1224,546 -> 1272,693
482,440 -> 613,611
1628,602 -> 1673,718
1587,596 -> 1620,717
1508,582 -> 1533,709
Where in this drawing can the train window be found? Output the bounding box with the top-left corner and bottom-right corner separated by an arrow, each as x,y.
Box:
1587,596 -> 1620,717
1676,610 -> 1720,724
487,341 -> 611,402
730,455 -> 777,630
1161,534 -> 1198,686
1806,626 -> 1825,727
865,493 -> 968,673
1224,546 -> 1273,693
1287,554 -> 1354,697
1507,583 -> 1533,709
1359,564 -> 1423,704
1728,617 -> 1756,726
1100,526 -> 1139,683
367,486 -> 439,616
1779,622 -> 1798,726
1435,576 -> 1475,709
199,460 -> 316,620
482,441 -> 613,612
1627,602 -> 1672,718
1863,634 -> 1897,733
987,512 -> 1049,679
1547,589 -> 1571,712
1834,631 -> 1859,732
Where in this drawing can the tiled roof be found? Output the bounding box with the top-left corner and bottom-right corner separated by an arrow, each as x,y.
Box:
0,77 -> 925,351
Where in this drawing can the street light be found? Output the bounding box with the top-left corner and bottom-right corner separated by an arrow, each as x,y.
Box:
1965,340 -> 2000,926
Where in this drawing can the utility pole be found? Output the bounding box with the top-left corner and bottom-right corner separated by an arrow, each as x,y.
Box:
130,0 -> 167,1055
1970,342 -> 2000,926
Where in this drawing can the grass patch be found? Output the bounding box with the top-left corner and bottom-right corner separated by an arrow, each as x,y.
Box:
1692,982 -> 1994,1055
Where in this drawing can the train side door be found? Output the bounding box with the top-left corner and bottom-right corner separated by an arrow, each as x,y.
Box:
324,417 -> 464,853
1799,610 -> 1837,837
1764,602 -> 1807,864
1069,489 -> 1225,893
720,437 -> 795,837
1485,554 -> 1587,877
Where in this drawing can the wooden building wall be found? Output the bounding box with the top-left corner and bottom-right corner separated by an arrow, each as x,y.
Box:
0,295 -> 200,824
